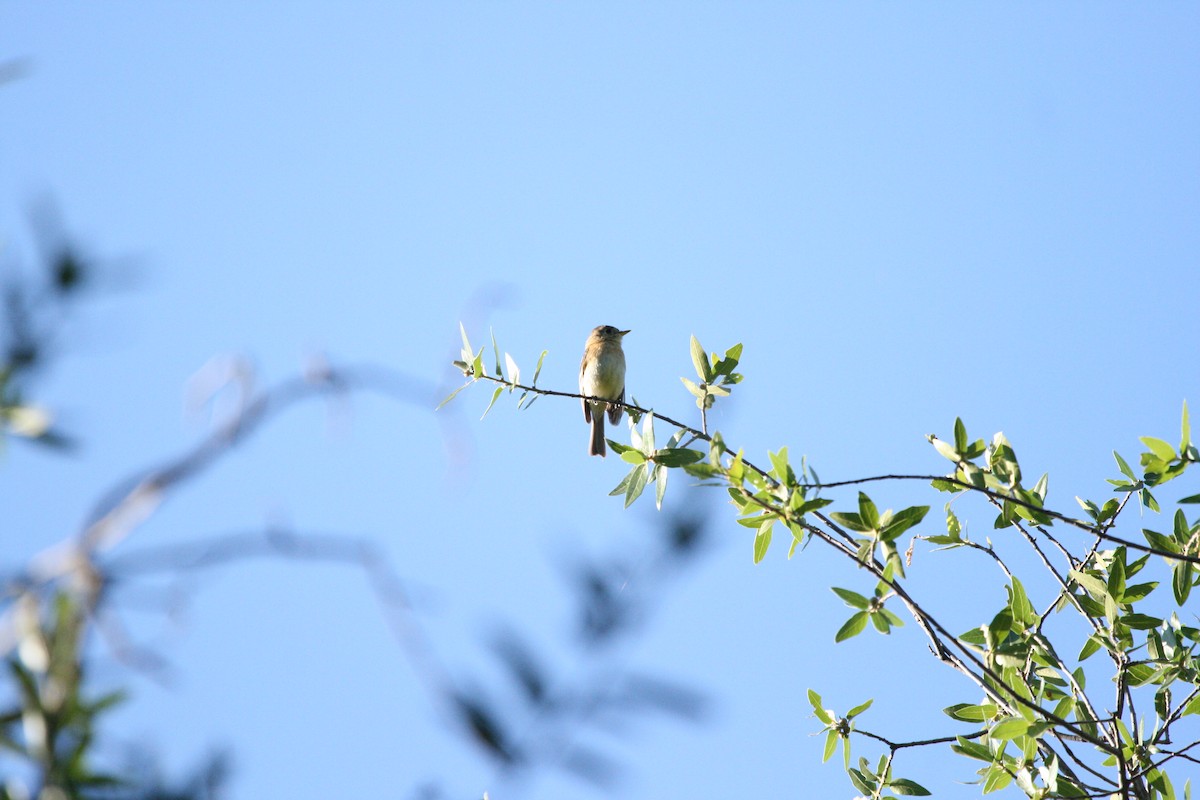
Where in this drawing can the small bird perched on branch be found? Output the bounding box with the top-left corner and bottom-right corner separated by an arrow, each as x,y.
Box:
579,325 -> 630,457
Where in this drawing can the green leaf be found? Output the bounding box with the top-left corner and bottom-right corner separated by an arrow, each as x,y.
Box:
470,350 -> 486,380
951,736 -> 994,762
835,611 -> 869,642
944,703 -> 998,722
689,335 -> 712,382
480,385 -> 504,419
858,493 -> 880,529
653,448 -> 705,468
931,435 -> 960,463
1120,613 -> 1163,630
1108,549 -> 1127,600
753,520 -> 773,564
829,511 -> 870,532
1142,436 -> 1177,462
624,463 -> 649,508
435,382 -> 471,410
768,447 -> 789,481
807,689 -> 830,722
1181,400 -> 1191,453
490,329 -> 503,377
531,350 -> 547,385
654,463 -> 668,510
832,587 -> 870,610
680,376 -> 704,398
822,729 -> 838,762
621,449 -> 647,465
1174,562 -> 1194,606
846,698 -> 873,719
458,321 -> 473,356
889,778 -> 932,796
1114,450 -> 1138,481
881,505 -> 929,542
954,417 -> 968,453
990,716 -> 1030,740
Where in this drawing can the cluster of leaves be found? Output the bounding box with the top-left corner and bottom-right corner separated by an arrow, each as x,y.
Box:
444,323 -> 547,417
0,227 -> 87,451
1,592 -> 126,797
453,328 -> 1200,800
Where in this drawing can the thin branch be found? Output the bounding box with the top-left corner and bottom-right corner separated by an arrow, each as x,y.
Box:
465,372 -> 1197,568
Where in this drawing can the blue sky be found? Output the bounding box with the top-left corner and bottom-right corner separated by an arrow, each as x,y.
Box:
2,4 -> 1198,798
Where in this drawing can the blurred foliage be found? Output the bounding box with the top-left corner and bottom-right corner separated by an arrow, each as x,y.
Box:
2,215 -> 711,799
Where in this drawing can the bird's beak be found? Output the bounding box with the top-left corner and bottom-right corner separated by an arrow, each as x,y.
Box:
619,329 -> 631,336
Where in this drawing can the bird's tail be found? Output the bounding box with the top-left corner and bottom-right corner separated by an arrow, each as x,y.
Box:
589,411 -> 606,457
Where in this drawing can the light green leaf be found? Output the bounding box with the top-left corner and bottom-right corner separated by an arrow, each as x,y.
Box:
504,352 -> 520,388
690,335 -> 712,382
858,492 -> 880,529
835,611 -> 869,643
532,350 -> 547,385
846,698 -> 873,719
944,703 -> 998,722
680,376 -> 704,398
807,689 -> 830,722
931,435 -> 960,463
1182,400 -> 1191,453
459,322 -> 473,358
480,385 -> 503,419
624,463 -> 649,508
1142,436 -> 1177,462
621,449 -> 647,465
822,729 -> 838,763
753,520 -> 773,564
990,716 -> 1030,740
435,382 -> 471,410
490,329 -> 503,377
654,463 -> 668,510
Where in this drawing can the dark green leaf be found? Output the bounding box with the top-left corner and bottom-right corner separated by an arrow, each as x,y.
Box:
829,511 -> 870,532
881,505 -> 929,542
1173,562 -> 1194,606
1114,450 -> 1138,481
653,448 -> 705,467
889,778 -> 932,796
832,587 -> 870,609
1120,613 -> 1162,630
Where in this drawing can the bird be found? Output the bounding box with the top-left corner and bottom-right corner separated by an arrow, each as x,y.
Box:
579,325 -> 630,457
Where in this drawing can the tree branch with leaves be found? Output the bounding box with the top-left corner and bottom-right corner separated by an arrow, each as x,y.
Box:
446,326 -> 1200,800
